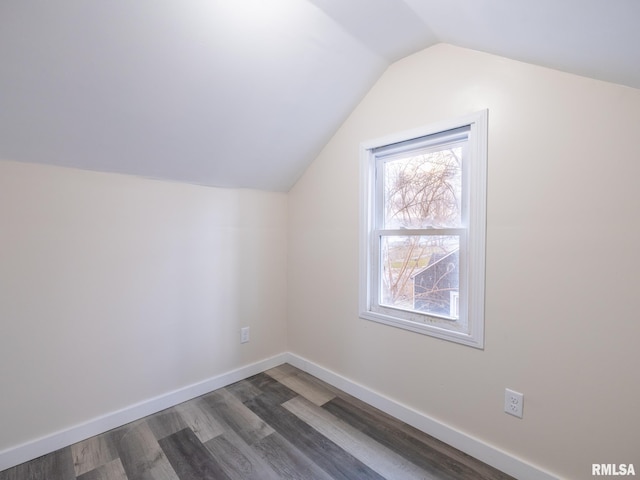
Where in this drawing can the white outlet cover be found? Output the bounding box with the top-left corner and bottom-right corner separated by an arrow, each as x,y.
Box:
240,327 -> 250,344
504,388 -> 524,418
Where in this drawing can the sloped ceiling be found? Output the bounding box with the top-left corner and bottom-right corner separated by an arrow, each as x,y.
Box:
1,0 -> 639,191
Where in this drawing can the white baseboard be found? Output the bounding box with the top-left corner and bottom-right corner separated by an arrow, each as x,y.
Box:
1,351 -> 558,479
284,352 -> 560,480
0,353 -> 288,472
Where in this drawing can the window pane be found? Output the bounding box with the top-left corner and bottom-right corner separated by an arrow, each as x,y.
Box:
383,145 -> 463,229
380,235 -> 459,319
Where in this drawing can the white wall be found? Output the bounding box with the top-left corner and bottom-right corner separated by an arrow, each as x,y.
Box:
0,160 -> 287,453
2,43 -> 639,479
287,44 -> 640,479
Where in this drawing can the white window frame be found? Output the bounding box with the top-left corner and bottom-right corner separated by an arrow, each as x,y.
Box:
359,110 -> 488,348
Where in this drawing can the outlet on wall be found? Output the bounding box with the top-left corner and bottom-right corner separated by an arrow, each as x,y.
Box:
504,388 -> 524,418
240,326 -> 250,344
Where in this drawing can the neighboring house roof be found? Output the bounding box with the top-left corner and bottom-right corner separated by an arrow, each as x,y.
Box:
410,248 -> 460,280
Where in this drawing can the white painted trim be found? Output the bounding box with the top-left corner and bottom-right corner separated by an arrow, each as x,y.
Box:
0,353 -> 288,472
1,351 -> 559,479
359,110 -> 488,349
284,352 -> 560,480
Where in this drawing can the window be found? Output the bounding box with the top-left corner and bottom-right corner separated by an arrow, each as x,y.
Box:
360,111 -> 487,348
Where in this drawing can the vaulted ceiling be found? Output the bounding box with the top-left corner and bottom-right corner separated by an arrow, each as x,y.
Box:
2,0 -> 639,191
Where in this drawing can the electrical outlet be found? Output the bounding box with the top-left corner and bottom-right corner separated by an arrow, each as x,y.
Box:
240,327 -> 250,344
504,388 -> 523,418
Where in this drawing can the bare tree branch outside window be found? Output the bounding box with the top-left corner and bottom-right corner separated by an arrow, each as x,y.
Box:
381,146 -> 462,316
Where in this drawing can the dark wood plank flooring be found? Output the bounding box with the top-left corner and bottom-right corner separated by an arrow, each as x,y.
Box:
0,364 -> 515,480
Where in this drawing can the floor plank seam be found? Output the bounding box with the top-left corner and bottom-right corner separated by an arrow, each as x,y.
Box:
0,364 -> 515,480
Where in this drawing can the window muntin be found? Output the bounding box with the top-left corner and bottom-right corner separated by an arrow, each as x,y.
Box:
360,111 -> 487,348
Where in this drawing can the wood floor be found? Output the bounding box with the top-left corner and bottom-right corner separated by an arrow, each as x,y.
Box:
0,364 -> 515,480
